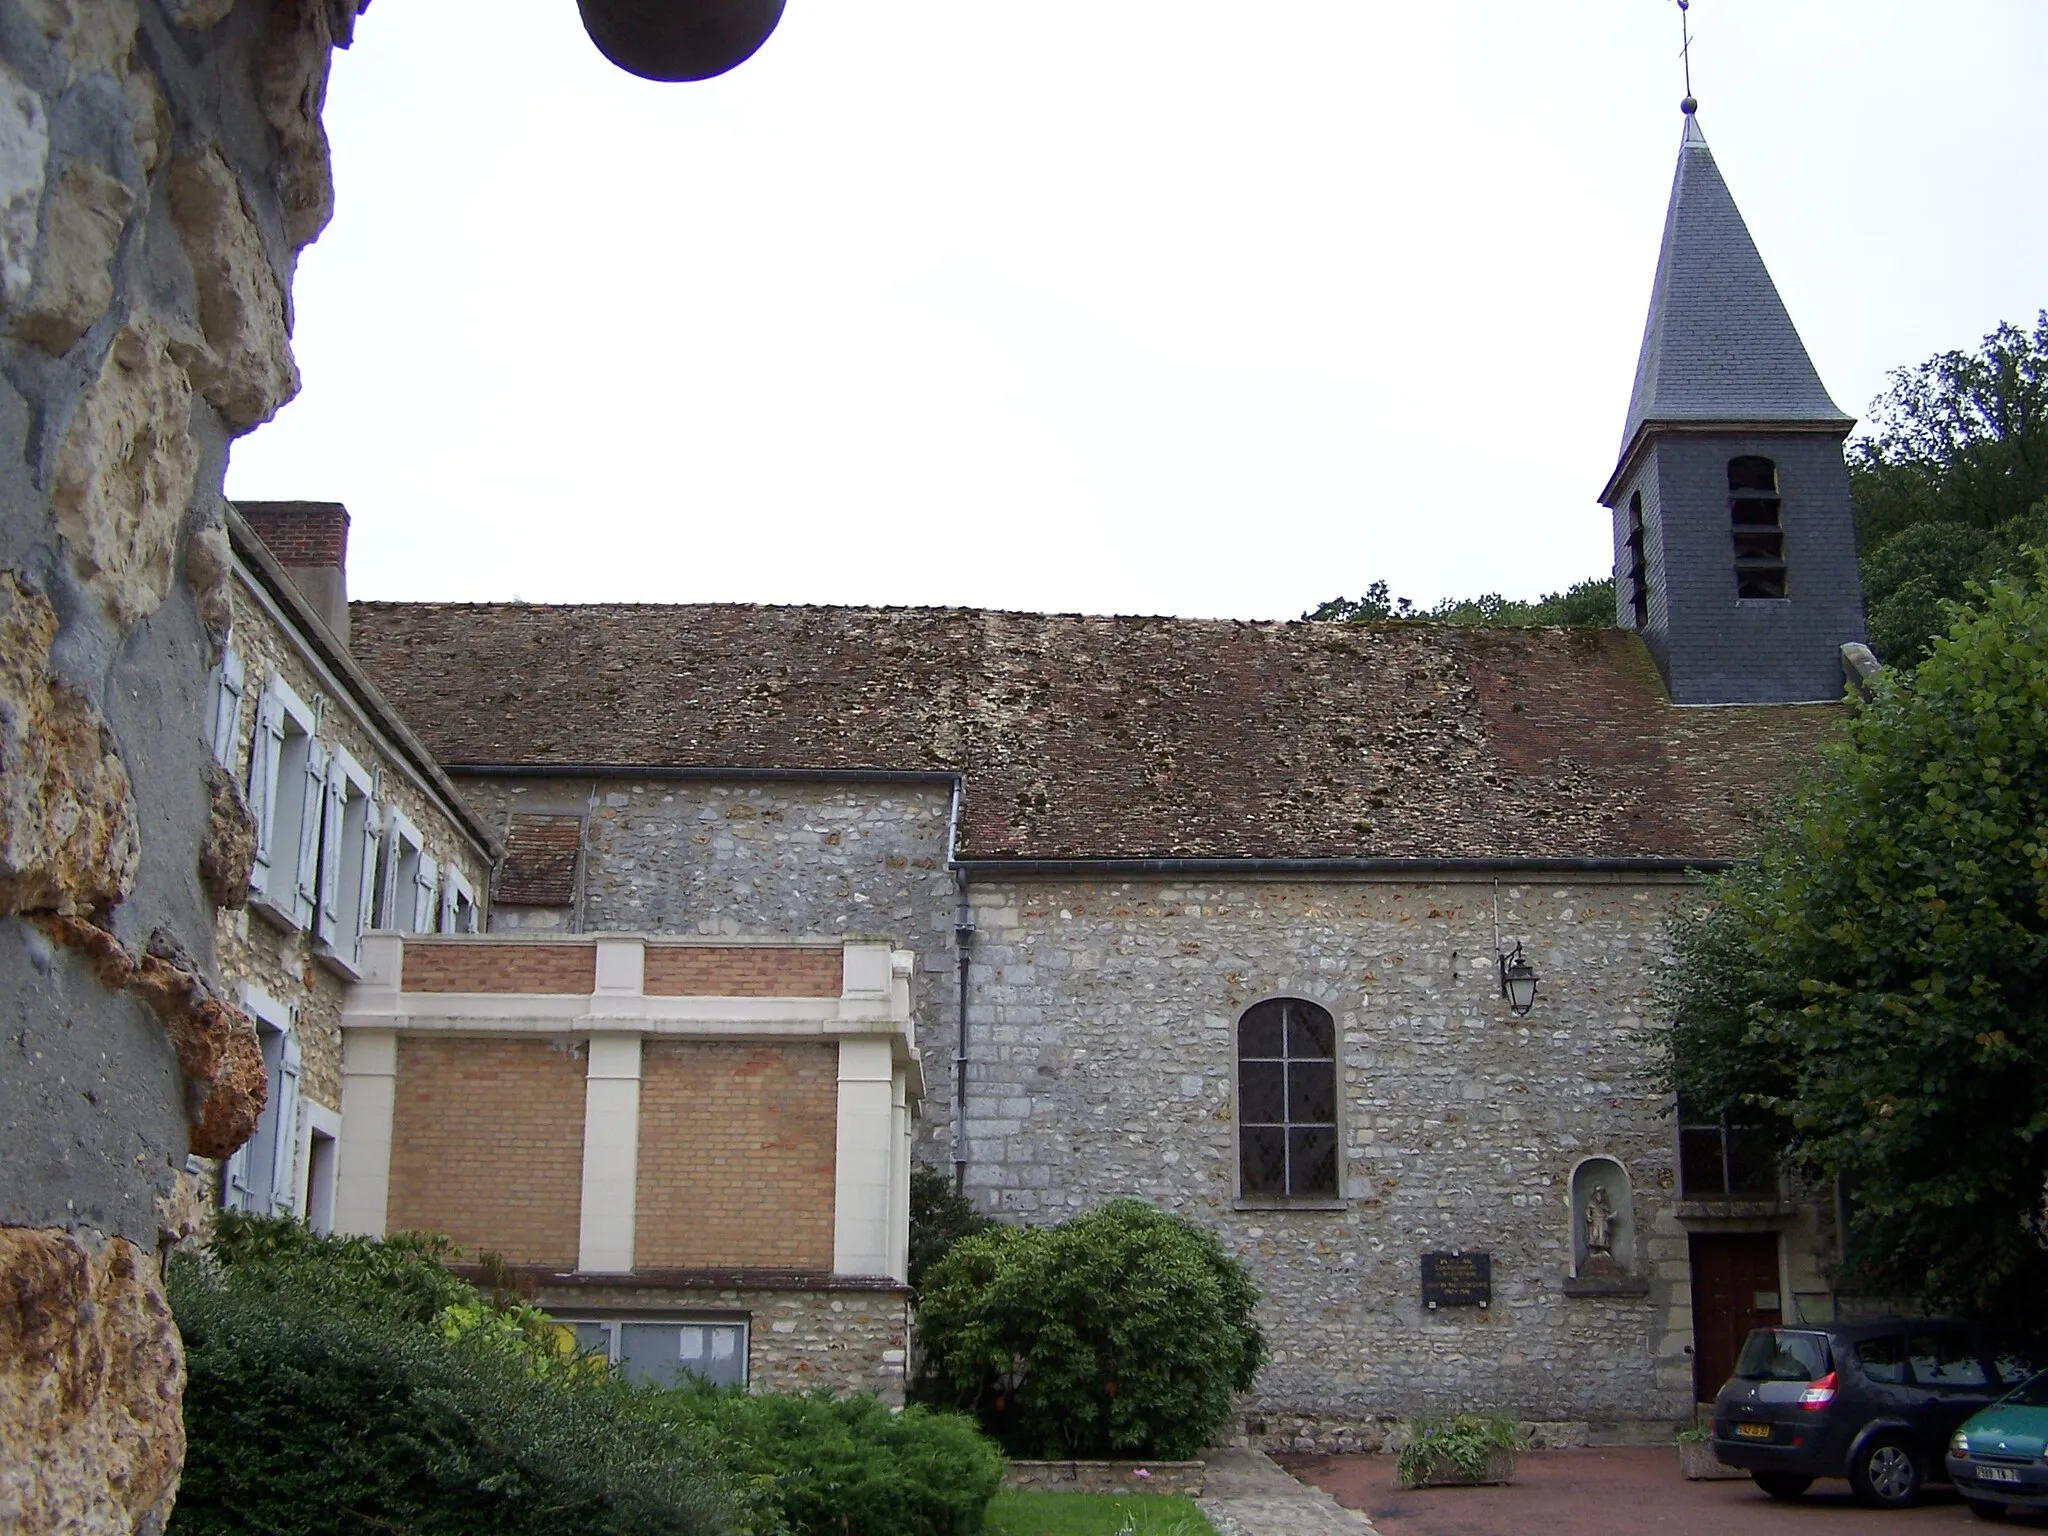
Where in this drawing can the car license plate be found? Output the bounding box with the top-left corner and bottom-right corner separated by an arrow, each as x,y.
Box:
1980,1467 -> 2022,1485
1735,1423 -> 1773,1440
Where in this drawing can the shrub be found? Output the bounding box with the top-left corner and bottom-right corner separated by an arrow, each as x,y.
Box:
653,1387 -> 1004,1536
913,1199 -> 1265,1459
169,1258 -> 736,1536
910,1162 -> 993,1293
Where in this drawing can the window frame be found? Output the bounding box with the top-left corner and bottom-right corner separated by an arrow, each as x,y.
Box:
1728,455 -> 1789,601
1625,491 -> 1649,629
246,676 -> 320,925
439,861 -> 479,935
557,1314 -> 750,1389
1233,994 -> 1345,1210
313,745 -> 380,976
222,986 -> 301,1218
206,647 -> 245,768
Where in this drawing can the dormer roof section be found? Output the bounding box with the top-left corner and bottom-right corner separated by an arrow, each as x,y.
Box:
1601,114 -> 1853,504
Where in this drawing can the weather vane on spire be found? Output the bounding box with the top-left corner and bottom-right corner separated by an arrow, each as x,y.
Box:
1676,0 -> 1698,116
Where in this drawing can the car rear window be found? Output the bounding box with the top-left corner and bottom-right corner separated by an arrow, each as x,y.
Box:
1857,1335 -> 1908,1385
1736,1329 -> 1832,1382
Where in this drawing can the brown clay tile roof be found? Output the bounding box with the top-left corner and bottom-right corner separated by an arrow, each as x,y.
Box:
495,814 -> 583,906
348,603 -> 1841,863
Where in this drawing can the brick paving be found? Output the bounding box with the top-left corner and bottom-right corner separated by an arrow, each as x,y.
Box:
1278,1448 -> 2048,1534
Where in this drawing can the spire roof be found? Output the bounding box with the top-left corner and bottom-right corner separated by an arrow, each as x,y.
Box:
1607,113 -> 1851,493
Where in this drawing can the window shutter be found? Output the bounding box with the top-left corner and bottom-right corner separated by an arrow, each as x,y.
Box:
222,1140 -> 254,1210
315,759 -> 347,947
354,801 -> 384,962
411,854 -> 437,935
293,741 -> 328,929
267,1028 -> 302,1215
245,689 -> 287,898
438,862 -> 458,934
207,650 -> 245,767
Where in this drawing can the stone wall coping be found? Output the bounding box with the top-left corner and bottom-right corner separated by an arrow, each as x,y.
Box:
488,1265 -> 910,1296
1002,1460 -> 1206,1496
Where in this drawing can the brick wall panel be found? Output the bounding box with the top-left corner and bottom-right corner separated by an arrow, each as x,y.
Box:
643,946 -> 842,998
403,943 -> 596,994
388,1036 -> 586,1264
636,1042 -> 837,1268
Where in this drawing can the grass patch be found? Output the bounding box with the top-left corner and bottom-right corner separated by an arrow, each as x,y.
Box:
986,1492 -> 1214,1536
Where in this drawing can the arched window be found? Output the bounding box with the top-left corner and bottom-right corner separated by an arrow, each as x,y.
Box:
1728,456 -> 1787,599
1626,490 -> 1649,628
1237,998 -> 1338,1200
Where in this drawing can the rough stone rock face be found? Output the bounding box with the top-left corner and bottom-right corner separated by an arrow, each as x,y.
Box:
257,0 -> 358,250
0,60 -> 49,308
0,1227 -> 184,1535
0,572 -> 140,916
168,148 -> 299,430
182,521 -> 234,658
10,161 -> 135,355
16,0 -> 139,83
198,757 -> 254,909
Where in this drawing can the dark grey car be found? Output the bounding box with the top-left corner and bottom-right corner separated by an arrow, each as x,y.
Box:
1710,1320 -> 2032,1508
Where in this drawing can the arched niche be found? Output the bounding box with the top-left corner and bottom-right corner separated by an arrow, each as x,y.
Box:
1569,1156 -> 1636,1279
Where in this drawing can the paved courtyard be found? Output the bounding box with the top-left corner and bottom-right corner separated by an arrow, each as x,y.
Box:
1278,1449 -> 2048,1535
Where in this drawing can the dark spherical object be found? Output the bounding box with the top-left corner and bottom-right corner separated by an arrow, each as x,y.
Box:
577,0 -> 786,83
1681,95 -> 1699,115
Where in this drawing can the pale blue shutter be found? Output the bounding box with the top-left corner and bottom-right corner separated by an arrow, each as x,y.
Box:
354,801 -> 384,961
315,762 -> 347,947
208,650 -> 245,767
266,1027 -> 302,1215
245,690 -> 286,898
293,741 -> 328,929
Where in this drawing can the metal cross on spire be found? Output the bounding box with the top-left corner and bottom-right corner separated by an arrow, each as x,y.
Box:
1676,0 -> 1698,116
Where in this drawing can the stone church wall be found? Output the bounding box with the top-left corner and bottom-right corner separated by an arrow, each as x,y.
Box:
957,874 -> 1742,1428
0,1 -> 357,1526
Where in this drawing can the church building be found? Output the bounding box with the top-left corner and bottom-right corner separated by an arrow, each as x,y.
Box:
230,107 -> 1869,1439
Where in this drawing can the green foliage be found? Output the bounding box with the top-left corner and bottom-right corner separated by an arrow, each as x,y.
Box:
1304,575 -> 1614,627
651,1387 -> 1004,1536
984,1492 -> 1213,1536
1393,1415 -> 1524,1486
913,1200 -> 1266,1460
1851,313 -> 2048,666
205,1210 -> 476,1326
911,1161 -> 995,1293
1660,562 -> 2048,1318
169,1256 -> 735,1536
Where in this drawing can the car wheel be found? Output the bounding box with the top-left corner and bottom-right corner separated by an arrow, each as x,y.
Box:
1849,1435 -> 1923,1508
1751,1472 -> 1813,1500
1965,1499 -> 2009,1521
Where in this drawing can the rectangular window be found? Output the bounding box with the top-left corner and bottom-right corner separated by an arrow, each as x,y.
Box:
1728,456 -> 1788,600
439,862 -> 479,935
315,747 -> 380,974
297,1102 -> 342,1236
1909,1334 -> 1989,1389
1626,491 -> 1649,629
374,813 -> 436,934
1856,1335 -> 1909,1386
222,988 -> 300,1216
1237,998 -> 1339,1200
1677,1111 -> 1778,1198
563,1317 -> 748,1388
246,678 -> 320,926
206,648 -> 245,767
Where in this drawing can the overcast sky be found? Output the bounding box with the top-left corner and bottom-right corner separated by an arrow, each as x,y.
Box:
224,1 -> 2048,621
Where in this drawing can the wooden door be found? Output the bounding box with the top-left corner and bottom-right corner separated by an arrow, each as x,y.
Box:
1690,1232 -> 1783,1402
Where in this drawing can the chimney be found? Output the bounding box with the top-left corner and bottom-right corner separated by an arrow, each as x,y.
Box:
235,501 -> 352,647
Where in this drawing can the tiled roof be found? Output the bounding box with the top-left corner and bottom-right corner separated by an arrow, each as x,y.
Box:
349,602 -> 1839,864
1613,115 -> 1852,480
496,815 -> 583,906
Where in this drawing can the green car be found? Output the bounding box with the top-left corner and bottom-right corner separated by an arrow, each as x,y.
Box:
1948,1371 -> 2048,1519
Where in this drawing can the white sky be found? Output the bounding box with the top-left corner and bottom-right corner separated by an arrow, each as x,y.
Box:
224,1 -> 2048,621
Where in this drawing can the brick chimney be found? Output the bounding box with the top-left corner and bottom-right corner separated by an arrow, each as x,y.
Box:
235,501 -> 351,647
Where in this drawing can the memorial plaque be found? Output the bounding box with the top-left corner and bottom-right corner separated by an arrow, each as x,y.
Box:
1421,1251 -> 1492,1309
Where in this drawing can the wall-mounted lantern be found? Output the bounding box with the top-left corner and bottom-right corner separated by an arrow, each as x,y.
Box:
1498,941 -> 1539,1017
577,0 -> 787,82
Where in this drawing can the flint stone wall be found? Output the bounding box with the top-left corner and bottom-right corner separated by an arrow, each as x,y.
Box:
0,0 -> 357,1528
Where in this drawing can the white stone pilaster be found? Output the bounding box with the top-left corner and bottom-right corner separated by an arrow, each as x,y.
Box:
333,1028 -> 396,1237
834,1036 -> 897,1277
577,1033 -> 642,1273
888,1067 -> 911,1284
593,938 -> 645,996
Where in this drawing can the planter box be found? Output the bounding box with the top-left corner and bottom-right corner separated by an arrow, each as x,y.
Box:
1003,1460 -> 1205,1496
1677,1439 -> 1748,1481
1398,1448 -> 1516,1489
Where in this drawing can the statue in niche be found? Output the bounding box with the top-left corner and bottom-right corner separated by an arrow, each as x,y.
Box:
1584,1184 -> 1615,1257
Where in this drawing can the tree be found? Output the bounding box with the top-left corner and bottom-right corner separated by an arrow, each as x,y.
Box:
908,1161 -> 991,1293
1661,562 -> 2048,1319
1852,312 -> 2048,666
1305,575 -> 1614,627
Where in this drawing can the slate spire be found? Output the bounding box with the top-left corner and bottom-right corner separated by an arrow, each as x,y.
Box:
1608,111 -> 1851,487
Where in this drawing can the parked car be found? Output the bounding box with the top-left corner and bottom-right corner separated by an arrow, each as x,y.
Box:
1709,1320 -> 2033,1508
1948,1369 -> 2048,1520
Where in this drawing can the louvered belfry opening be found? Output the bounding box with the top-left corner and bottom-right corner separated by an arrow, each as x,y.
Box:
1237,998 -> 1339,1199
1728,455 -> 1787,600
1626,490 -> 1650,628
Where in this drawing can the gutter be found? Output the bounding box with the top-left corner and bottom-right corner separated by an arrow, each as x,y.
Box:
947,856 -> 1735,879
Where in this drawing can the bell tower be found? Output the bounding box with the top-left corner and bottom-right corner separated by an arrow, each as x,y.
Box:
1598,107 -> 1866,704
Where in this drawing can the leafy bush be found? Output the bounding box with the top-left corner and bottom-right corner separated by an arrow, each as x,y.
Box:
1393,1415 -> 1524,1486
910,1162 -> 994,1293
652,1387 -> 1003,1536
169,1257 -> 735,1536
914,1199 -> 1265,1460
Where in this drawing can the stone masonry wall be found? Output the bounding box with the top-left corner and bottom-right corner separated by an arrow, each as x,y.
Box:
957,875 -> 1729,1428
0,1 -> 358,1527
536,1281 -> 911,1404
